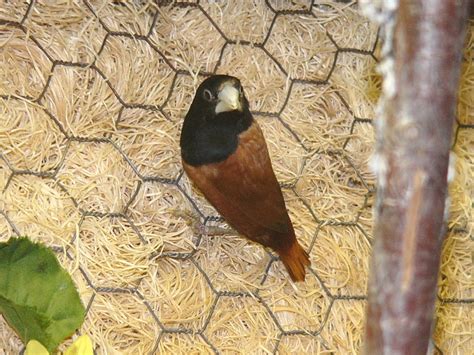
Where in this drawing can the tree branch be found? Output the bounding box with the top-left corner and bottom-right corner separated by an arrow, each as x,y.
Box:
364,1 -> 470,354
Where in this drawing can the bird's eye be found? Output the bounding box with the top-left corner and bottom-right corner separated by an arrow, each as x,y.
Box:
203,89 -> 214,102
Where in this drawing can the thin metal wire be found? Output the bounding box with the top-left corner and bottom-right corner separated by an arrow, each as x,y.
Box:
0,1 -> 471,353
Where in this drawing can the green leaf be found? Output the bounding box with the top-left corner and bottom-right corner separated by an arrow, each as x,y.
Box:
0,237 -> 85,352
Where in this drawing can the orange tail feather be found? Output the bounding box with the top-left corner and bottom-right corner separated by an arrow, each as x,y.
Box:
278,242 -> 311,282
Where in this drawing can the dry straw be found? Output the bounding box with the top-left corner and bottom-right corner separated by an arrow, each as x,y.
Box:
0,1 -> 472,354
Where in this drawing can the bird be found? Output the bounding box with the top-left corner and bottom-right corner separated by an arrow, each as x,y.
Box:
180,75 -> 310,282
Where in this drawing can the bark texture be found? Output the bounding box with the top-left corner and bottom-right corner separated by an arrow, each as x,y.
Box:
364,1 -> 470,354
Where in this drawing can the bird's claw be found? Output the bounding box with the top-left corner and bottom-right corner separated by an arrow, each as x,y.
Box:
169,208 -> 235,236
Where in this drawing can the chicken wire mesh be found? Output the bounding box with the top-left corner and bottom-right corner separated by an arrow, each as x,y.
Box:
0,0 -> 472,354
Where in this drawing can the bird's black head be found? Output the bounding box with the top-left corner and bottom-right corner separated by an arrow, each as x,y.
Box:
180,75 -> 253,166
191,75 -> 249,118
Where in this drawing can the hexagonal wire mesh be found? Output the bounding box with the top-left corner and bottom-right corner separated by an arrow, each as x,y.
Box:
0,0 -> 472,354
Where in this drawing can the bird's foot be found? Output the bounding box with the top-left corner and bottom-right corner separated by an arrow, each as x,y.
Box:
256,250 -> 273,274
204,224 -> 236,236
170,208 -> 235,236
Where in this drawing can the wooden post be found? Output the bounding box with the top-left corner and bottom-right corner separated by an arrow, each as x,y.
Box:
364,1 -> 470,354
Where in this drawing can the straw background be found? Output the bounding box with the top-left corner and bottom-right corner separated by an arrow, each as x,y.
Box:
0,1 -> 472,354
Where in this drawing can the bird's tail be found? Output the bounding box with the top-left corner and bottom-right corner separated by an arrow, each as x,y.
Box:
278,241 -> 311,282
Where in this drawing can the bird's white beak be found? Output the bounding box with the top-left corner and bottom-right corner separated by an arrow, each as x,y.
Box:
215,82 -> 241,114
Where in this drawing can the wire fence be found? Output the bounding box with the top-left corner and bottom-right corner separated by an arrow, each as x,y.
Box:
0,1 -> 472,354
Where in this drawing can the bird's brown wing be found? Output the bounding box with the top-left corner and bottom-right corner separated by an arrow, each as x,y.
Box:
183,121 -> 294,247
